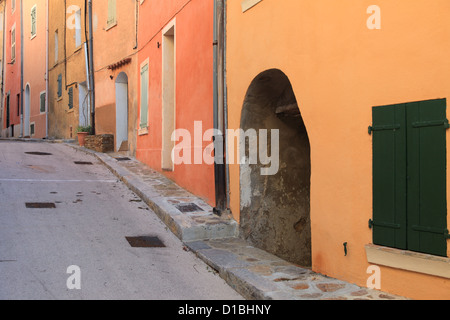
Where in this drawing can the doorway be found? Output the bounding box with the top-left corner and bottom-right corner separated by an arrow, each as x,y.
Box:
115,72 -> 129,152
24,85 -> 30,137
239,69 -> 311,267
162,22 -> 175,171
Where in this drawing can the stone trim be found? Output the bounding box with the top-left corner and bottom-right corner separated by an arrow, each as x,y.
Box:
241,0 -> 263,13
365,244 -> 450,279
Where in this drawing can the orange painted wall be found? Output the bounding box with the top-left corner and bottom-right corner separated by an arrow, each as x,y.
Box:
137,0 -> 215,206
226,0 -> 450,299
23,0 -> 47,139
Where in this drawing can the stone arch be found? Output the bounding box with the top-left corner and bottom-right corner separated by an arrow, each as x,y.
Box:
239,69 -> 311,267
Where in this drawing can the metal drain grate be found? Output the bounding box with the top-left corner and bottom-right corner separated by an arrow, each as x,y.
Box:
125,236 -> 166,248
26,202 -> 56,209
74,161 -> 93,165
115,157 -> 131,161
175,203 -> 204,213
25,152 -> 52,156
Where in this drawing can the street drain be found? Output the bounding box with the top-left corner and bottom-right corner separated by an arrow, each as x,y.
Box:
126,236 -> 166,248
175,203 -> 204,213
26,202 -> 56,209
25,152 -> 52,156
115,157 -> 131,161
74,161 -> 93,165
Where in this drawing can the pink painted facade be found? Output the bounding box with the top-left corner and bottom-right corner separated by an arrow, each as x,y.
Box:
3,0 -> 22,137
23,0 -> 47,138
2,0 -> 47,138
137,0 -> 216,206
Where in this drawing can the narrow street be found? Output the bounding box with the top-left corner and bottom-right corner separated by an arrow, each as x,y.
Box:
0,141 -> 243,300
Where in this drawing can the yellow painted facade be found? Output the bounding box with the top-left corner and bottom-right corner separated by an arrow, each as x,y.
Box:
48,0 -> 88,139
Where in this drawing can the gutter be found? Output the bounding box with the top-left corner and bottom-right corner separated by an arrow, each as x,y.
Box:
45,0 -> 48,138
20,0 -> 23,137
87,0 -> 95,134
213,0 -> 227,214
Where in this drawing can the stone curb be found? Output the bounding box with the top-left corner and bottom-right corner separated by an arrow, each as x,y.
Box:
64,143 -> 238,243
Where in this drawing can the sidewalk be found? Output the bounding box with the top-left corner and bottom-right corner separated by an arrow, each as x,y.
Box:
66,142 -> 408,300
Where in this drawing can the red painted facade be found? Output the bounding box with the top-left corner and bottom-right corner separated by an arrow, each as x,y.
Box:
3,0 -> 21,137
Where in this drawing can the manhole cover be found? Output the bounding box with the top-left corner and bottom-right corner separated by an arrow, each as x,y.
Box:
126,236 -> 166,248
25,152 -> 52,156
74,161 -> 93,165
115,157 -> 131,161
175,203 -> 204,213
26,202 -> 56,209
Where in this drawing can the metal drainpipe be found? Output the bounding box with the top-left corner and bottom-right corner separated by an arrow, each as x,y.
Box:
87,0 -> 95,135
20,0 -> 23,137
213,0 -> 227,214
1,1 -> 6,136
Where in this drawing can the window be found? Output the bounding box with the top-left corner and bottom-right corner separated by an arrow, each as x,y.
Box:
107,0 -> 117,28
31,5 -> 37,38
57,74 -> 62,98
371,99 -> 449,257
74,9 -> 81,47
11,0 -> 15,13
11,26 -> 15,62
40,92 -> 46,113
16,93 -> 20,116
139,62 -> 149,130
68,87 -> 73,110
30,123 -> 35,136
54,30 -> 58,64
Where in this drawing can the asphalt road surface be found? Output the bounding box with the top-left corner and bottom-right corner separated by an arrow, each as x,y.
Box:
0,141 -> 243,300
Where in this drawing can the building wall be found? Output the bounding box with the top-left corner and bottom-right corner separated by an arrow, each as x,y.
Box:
48,0 -> 87,139
226,0 -> 450,299
92,0 -> 138,155
23,0 -> 47,138
3,0 -> 22,137
0,1 -> 5,136
137,0 -> 216,206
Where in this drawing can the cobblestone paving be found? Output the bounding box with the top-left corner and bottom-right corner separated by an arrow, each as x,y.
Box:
187,238 -> 408,300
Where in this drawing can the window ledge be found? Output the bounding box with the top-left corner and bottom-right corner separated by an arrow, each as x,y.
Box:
138,126 -> 148,136
365,244 -> 450,279
241,0 -> 263,12
106,21 -> 117,31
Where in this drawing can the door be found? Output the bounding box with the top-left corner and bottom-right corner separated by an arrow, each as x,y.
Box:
115,72 -> 128,151
24,85 -> 30,137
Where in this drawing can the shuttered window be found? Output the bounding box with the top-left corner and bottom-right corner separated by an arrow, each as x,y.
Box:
140,63 -> 149,129
31,5 -> 37,38
57,74 -> 62,98
107,0 -> 117,27
11,26 -> 15,62
371,99 -> 449,257
40,92 -> 46,113
68,87 -> 73,110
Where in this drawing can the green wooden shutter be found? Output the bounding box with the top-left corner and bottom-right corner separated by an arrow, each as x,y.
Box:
40,92 -> 46,113
140,64 -> 149,129
406,99 -> 448,257
372,104 -> 407,249
68,87 -> 74,110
